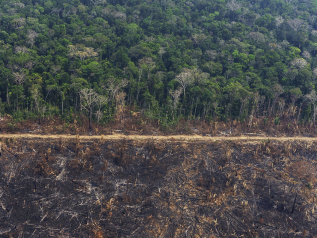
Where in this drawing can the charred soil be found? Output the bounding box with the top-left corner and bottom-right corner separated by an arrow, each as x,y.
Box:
0,137 -> 316,237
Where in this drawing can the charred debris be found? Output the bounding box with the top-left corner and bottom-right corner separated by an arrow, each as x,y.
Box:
0,137 -> 316,237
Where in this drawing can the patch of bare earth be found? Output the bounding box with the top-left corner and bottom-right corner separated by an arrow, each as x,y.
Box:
0,137 -> 316,237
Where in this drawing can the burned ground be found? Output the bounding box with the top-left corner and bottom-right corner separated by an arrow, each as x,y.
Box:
0,138 -> 316,237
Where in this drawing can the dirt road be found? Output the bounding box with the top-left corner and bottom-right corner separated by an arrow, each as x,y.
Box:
0,133 -> 316,142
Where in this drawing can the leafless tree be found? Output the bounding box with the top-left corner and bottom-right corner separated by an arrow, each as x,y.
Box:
24,61 -> 34,70
206,50 -> 217,60
79,88 -> 98,130
270,84 -> 284,116
192,34 -> 207,45
275,16 -> 284,28
158,47 -> 166,60
115,92 -> 126,121
68,44 -> 98,61
30,86 -> 40,113
301,51 -> 311,60
312,30 -> 317,36
78,51 -> 88,61
104,78 -> 128,103
7,64 -> 21,72
90,0 -> 107,6
27,30 -> 39,47
226,0 -> 242,11
249,93 -> 260,129
11,18 -> 25,29
248,32 -> 265,43
13,71 -> 26,86
15,46 -> 28,54
278,98 -> 285,117
85,47 -> 98,58
169,87 -> 182,120
13,3 -> 25,8
304,90 -> 317,125
291,58 -> 308,70
175,68 -> 194,99
113,11 -> 127,21
288,18 -> 306,32
95,95 -> 108,124
283,0 -> 295,3
62,9 -> 72,17
288,88 -> 302,118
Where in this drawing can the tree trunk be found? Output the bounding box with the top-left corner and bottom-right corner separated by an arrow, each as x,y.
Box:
194,97 -> 199,118
297,102 -> 304,123
6,81 -> 10,106
89,106 -> 92,131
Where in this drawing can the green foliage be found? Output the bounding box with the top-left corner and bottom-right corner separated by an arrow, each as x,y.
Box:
0,0 -> 316,125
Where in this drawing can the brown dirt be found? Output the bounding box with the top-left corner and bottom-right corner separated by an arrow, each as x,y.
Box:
0,133 -> 317,142
1,136 -> 317,237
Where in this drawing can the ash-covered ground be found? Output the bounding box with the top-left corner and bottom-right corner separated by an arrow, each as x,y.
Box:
0,137 -> 316,237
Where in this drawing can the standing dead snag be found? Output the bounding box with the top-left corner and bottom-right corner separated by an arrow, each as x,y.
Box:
304,90 -> 317,125
13,70 -> 26,111
79,88 -> 98,130
27,29 -> 39,47
169,87 -> 182,121
175,68 -> 194,99
95,94 -> 108,125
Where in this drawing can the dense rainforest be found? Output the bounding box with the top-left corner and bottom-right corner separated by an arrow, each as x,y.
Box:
1,0 -> 317,129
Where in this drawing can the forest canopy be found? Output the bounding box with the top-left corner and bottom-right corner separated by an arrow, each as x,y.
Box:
1,0 -> 317,127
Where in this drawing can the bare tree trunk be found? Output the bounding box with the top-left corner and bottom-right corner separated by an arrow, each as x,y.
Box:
6,79 -> 10,106
297,102 -> 304,123
311,103 -> 316,125
194,97 -> 199,118
136,70 -> 142,103
89,106 -> 92,130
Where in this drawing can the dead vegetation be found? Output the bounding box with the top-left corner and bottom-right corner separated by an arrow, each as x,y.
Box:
3,108 -> 317,137
0,138 -> 316,237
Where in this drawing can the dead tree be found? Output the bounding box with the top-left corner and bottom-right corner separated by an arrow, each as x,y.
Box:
13,71 -> 26,110
169,87 -> 182,120
95,95 -> 108,125
175,68 -> 194,99
288,88 -> 302,119
270,84 -> 284,117
287,18 -> 306,32
226,0 -> 241,11
291,58 -> 308,70
27,30 -> 39,47
275,16 -> 284,28
79,88 -> 98,130
304,90 -> 317,125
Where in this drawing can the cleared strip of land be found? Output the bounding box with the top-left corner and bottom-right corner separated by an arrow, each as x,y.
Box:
0,133 -> 316,141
